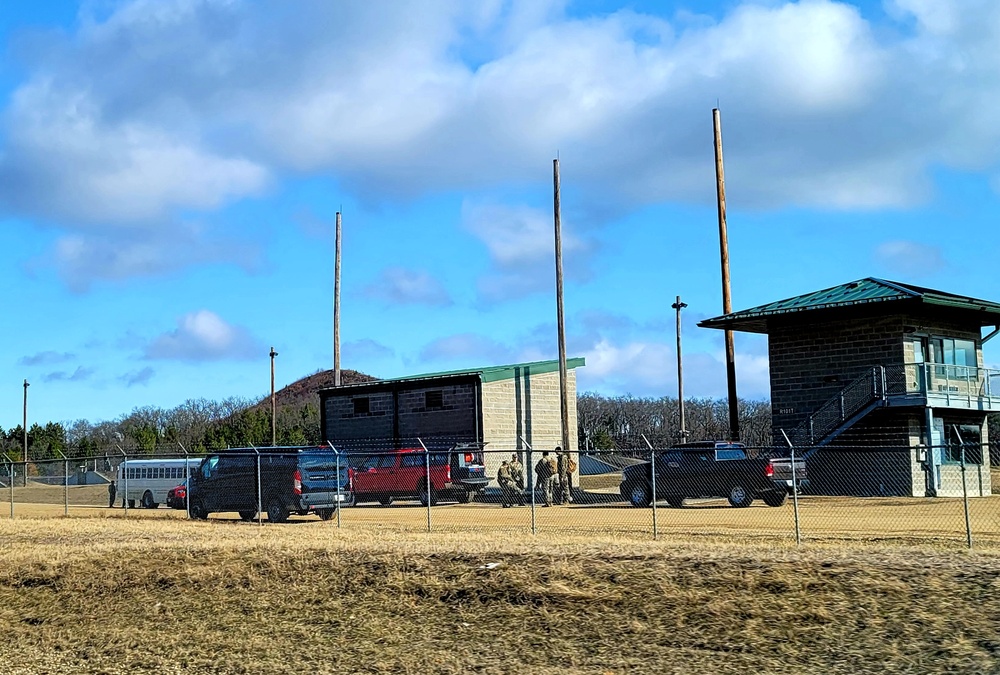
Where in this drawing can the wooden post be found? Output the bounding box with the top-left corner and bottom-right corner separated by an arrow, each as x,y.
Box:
334,211 -> 342,387
713,108 -> 740,441
553,159 -> 571,499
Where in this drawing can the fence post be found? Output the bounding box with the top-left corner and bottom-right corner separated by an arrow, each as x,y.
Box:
520,437 -> 536,535
951,426 -> 973,549
642,434 -> 658,540
54,449 -> 68,517
417,438 -> 432,533
253,446 -> 262,526
780,430 -> 802,547
328,441 -> 342,529
117,446 -> 127,515
3,453 -> 12,519
180,444 -> 191,520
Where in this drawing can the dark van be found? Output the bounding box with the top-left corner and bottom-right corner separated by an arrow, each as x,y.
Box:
188,447 -> 351,523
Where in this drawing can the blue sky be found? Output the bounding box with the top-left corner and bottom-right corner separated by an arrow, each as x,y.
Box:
2,0 -> 999,429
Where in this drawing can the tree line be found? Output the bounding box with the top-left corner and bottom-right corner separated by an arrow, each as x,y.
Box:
2,392 -> 997,463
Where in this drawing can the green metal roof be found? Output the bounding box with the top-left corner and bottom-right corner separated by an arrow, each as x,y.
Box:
699,278 -> 1000,334
320,357 -> 586,392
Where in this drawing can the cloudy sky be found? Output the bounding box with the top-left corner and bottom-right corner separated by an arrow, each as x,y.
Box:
2,0 -> 999,428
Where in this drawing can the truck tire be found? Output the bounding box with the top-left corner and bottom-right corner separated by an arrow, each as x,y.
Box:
762,491 -> 787,507
266,498 -> 289,523
417,482 -> 438,506
317,508 -> 335,521
727,485 -> 753,508
238,510 -> 256,521
666,496 -> 685,508
456,490 -> 473,504
627,482 -> 652,508
190,500 -> 209,520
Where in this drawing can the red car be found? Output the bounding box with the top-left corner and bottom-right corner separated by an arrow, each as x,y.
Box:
349,445 -> 489,506
166,482 -> 187,509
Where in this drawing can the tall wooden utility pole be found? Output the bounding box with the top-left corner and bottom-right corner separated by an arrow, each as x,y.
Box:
270,347 -> 278,446
334,210 -> 342,387
713,108 -> 740,441
553,159 -> 571,500
671,296 -> 688,441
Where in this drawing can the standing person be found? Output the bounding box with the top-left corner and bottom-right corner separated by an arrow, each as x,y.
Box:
534,452 -> 554,506
509,453 -> 525,506
545,451 -> 559,506
497,461 -> 515,508
556,449 -> 570,505
107,478 -> 116,508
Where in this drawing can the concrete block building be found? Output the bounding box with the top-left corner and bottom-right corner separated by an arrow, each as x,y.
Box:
700,278 -> 1000,497
319,358 -> 584,480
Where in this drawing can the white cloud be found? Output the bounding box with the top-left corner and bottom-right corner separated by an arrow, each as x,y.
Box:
462,201 -> 595,301
874,240 -> 946,278
418,333 -> 514,364
47,227 -> 261,292
577,337 -> 770,400
362,267 -> 452,306
144,310 -> 263,361
3,0 -> 1000,286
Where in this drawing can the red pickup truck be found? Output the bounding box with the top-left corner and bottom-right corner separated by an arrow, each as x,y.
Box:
347,445 -> 490,506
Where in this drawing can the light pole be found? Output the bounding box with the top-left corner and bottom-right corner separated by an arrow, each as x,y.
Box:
270,347 -> 278,447
22,380 -> 28,458
671,297 -> 688,441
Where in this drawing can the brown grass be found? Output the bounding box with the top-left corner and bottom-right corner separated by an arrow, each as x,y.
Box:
1,518 -> 999,674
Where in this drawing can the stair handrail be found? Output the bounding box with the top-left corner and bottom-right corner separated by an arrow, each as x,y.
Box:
790,366 -> 886,447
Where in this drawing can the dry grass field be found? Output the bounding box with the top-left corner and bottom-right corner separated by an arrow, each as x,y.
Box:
1,517 -> 1000,674
5,479 -> 1000,548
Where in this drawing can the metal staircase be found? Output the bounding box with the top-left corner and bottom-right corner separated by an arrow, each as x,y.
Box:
787,366 -> 888,455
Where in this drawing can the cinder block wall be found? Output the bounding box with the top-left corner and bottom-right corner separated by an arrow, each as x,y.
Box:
481,368 -> 579,481
769,312 -> 906,437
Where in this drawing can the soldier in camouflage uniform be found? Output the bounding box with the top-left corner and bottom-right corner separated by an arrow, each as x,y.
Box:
509,453 -> 525,506
497,461 -> 515,508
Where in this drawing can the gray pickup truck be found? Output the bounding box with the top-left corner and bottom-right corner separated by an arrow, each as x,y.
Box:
619,441 -> 808,508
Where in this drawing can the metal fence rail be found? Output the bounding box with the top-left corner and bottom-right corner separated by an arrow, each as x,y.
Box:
2,437 -> 999,549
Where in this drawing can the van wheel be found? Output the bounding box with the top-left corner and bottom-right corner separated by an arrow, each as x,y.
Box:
666,496 -> 685,508
317,509 -> 335,521
239,510 -> 256,521
456,490 -> 473,504
728,485 -> 753,508
762,491 -> 787,507
417,482 -> 438,506
141,491 -> 156,509
266,499 -> 289,523
629,482 -> 652,508
378,496 -> 393,506
190,500 -> 209,520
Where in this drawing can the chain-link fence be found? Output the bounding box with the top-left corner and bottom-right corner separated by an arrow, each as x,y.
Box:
2,437 -> 999,548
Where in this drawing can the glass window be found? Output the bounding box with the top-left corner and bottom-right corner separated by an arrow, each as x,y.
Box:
401,454 -> 423,468
378,454 -> 398,469
944,423 -> 983,464
716,448 -> 747,461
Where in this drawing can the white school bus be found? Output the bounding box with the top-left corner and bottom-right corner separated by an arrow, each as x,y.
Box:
117,458 -> 203,509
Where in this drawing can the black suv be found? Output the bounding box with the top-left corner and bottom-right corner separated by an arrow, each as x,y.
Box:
188,447 -> 351,523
